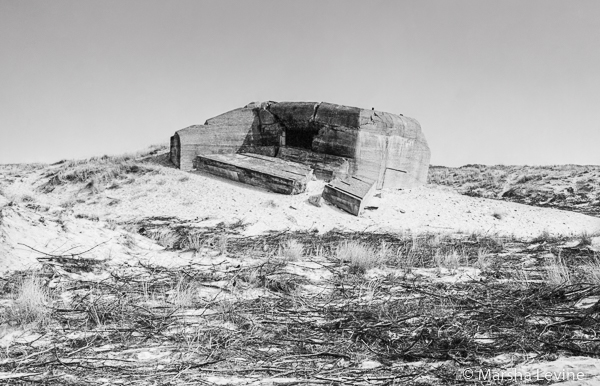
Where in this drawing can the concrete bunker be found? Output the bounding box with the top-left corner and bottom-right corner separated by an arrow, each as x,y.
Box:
170,101 -> 431,194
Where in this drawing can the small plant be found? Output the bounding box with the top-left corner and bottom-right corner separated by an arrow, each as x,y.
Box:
150,228 -> 180,249
475,248 -> 491,270
337,240 -> 379,274
579,232 -> 593,247
184,233 -> 204,252
169,279 -> 195,308
281,239 -> 303,261
434,250 -> 461,271
265,274 -> 301,294
59,197 -> 76,209
216,235 -> 228,255
264,200 -> 278,208
79,178 -> 102,195
122,232 -> 137,249
75,213 -> 100,221
544,253 -> 571,285
510,264 -> 532,289
20,194 -> 36,203
6,275 -> 51,325
532,230 -> 552,244
583,256 -> 600,284
492,211 -> 503,220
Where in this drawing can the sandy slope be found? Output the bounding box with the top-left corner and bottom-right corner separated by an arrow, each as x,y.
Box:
64,167 -> 600,239
1,160 -> 600,274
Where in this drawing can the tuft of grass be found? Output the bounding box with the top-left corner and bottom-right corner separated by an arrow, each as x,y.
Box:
579,232 -> 593,247
281,239 -> 303,261
583,256 -> 600,284
532,230 -> 552,244
544,253 -> 571,285
184,233 -> 204,252
265,274 -> 302,294
434,250 -> 462,271
216,235 -> 228,255
6,275 -> 51,325
169,279 -> 195,308
475,248 -> 491,270
147,228 -> 181,249
336,240 -> 380,274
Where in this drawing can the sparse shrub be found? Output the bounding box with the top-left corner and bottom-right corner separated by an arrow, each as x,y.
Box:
337,240 -> 379,274
281,239 -> 303,261
492,211 -> 503,220
5,275 -> 51,325
178,176 -> 190,182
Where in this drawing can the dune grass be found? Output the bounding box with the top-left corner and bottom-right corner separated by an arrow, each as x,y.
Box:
4,275 -> 51,325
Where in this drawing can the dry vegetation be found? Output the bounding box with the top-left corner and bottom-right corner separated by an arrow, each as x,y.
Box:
428,164 -> 600,217
2,154 -> 600,384
38,144 -> 169,193
1,229 -> 599,385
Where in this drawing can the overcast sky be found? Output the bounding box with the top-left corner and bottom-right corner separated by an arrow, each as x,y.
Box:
1,0 -> 599,166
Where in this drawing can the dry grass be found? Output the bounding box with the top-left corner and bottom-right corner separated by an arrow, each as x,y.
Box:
336,240 -> 380,274
544,252 -> 571,285
2,230 -> 600,385
38,144 -> 168,193
475,248 -> 491,270
5,275 -> 51,325
583,255 -> 600,284
428,164 -> 600,217
281,239 -> 304,261
216,234 -> 228,255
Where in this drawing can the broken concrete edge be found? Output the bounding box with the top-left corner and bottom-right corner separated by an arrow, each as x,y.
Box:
322,175 -> 377,216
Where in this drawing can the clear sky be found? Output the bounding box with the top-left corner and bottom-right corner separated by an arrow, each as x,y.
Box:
1,0 -> 599,166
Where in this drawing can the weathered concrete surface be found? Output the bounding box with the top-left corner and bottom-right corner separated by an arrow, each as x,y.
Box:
171,101 -> 430,189
322,175 -> 376,216
277,147 -> 348,182
172,106 -> 281,170
194,153 -> 313,195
